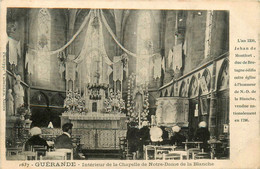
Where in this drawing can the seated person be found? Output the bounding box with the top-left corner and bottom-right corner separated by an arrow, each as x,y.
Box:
54,123 -> 74,149
139,121 -> 150,159
55,123 -> 82,159
149,125 -> 163,144
170,125 -> 186,148
126,122 -> 140,154
194,121 -> 210,151
160,126 -> 170,145
139,121 -> 150,145
25,127 -> 49,151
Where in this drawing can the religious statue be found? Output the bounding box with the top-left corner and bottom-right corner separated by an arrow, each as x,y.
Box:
13,75 -> 24,114
135,92 -> 143,113
6,89 -> 14,116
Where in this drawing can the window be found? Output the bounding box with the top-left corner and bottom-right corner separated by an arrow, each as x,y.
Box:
136,11 -> 153,84
204,10 -> 213,58
37,8 -> 51,83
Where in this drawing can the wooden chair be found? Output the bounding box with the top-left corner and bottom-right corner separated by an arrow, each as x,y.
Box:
23,151 -> 37,160
187,148 -> 201,159
31,145 -> 48,160
194,151 -> 211,159
6,147 -> 23,156
163,151 -> 188,160
6,151 -> 36,161
43,151 -> 66,160
6,154 -> 26,160
156,147 -> 172,160
119,137 -> 127,159
55,149 -> 73,160
125,140 -> 133,160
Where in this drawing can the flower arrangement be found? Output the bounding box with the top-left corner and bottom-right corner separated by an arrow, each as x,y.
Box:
17,106 -> 26,116
64,90 -> 87,114
17,106 -> 31,120
104,90 -> 125,113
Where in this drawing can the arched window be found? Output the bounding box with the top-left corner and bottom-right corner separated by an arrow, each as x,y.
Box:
37,8 -> 51,83
136,11 -> 153,84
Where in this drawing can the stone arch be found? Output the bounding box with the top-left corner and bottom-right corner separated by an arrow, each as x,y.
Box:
179,80 -> 187,97
199,68 -> 211,94
164,89 -> 168,97
50,93 -> 65,107
31,91 -> 49,106
160,91 -> 163,97
217,59 -> 229,90
170,85 -> 174,97
188,76 -> 199,98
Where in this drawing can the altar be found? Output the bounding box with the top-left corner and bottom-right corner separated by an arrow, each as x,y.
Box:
60,87 -> 128,150
60,112 -> 127,150
61,112 -> 127,129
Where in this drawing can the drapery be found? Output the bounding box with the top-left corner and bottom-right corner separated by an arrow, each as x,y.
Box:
113,56 -> 123,81
168,49 -> 173,68
75,10 -> 112,65
172,43 -> 183,70
25,51 -> 34,74
161,56 -> 165,72
100,10 -> 160,59
76,10 -> 112,85
8,37 -> 20,65
154,54 -> 162,79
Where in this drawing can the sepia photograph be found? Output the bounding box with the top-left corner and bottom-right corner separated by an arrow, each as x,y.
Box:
4,8 -> 231,162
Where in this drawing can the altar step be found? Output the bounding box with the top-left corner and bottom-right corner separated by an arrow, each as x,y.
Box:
82,149 -> 123,159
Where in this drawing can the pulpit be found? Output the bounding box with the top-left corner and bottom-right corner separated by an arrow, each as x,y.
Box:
155,97 -> 189,127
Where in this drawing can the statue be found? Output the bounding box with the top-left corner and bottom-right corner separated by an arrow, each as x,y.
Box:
13,75 -> 24,114
135,92 -> 143,113
6,89 -> 14,116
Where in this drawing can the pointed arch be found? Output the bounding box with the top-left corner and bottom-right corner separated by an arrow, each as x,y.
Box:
188,76 -> 199,98
179,80 -> 187,97
31,91 -> 49,106
217,59 -> 229,90
159,91 -> 163,97
164,89 -> 168,97
170,85 -> 174,97
200,68 -> 211,94
50,93 -> 65,107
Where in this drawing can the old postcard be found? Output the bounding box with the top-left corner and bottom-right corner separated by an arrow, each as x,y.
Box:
0,0 -> 259,169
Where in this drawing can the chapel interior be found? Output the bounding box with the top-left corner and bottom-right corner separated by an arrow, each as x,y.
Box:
5,8 -> 229,160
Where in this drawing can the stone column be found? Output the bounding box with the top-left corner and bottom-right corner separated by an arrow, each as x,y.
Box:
208,61 -> 217,138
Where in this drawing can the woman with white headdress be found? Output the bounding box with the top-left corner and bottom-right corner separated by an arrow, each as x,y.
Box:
24,127 -> 49,151
149,126 -> 163,143
170,125 -> 186,147
194,121 -> 210,151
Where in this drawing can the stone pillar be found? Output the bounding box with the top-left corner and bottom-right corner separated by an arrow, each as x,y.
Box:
208,61 -> 217,138
68,9 -> 77,55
